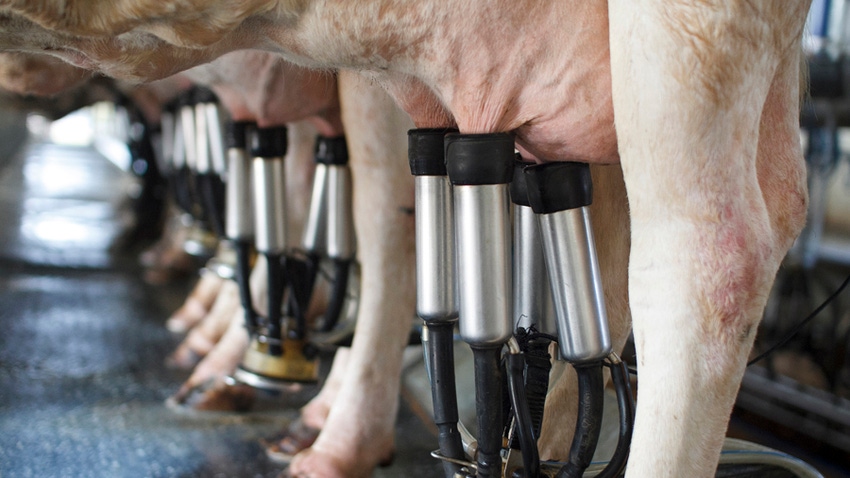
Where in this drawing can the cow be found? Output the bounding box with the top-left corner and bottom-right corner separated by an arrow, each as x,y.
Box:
0,1 -> 812,477
0,51 -> 90,96
0,44 -> 421,474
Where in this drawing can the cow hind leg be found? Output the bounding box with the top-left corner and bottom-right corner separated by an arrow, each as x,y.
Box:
608,2 -> 809,476
286,70 -> 416,477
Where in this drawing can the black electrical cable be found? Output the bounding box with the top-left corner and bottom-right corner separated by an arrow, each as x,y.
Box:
624,272 -> 850,377
748,272 -> 850,366
197,173 -> 226,238
234,239 -> 258,331
265,252 -> 285,356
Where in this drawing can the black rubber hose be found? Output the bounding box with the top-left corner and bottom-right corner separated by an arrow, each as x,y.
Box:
556,363 -> 604,478
283,253 -> 317,340
472,346 -> 504,478
426,322 -> 465,477
507,352 -> 540,478
594,359 -> 635,478
172,167 -> 197,216
126,111 -> 167,240
319,259 -> 351,332
197,173 -> 226,237
265,252 -> 285,356
234,239 -> 257,331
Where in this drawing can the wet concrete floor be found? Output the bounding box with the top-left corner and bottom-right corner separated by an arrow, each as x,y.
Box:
0,134 -> 442,477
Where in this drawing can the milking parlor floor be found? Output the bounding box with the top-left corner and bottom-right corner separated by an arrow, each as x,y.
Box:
0,123 -> 442,477
1,115 -> 849,478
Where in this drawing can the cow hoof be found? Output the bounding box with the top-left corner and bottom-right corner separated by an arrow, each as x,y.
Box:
166,378 -> 256,413
283,445 -> 395,478
261,418 -> 321,464
165,303 -> 207,334
143,262 -> 194,285
165,347 -> 203,370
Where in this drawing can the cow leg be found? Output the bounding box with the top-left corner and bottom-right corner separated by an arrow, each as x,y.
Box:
166,270 -> 226,333
300,348 -> 351,428
608,2 -> 809,476
167,306 -> 256,411
287,71 -> 415,477
167,278 -> 241,369
264,348 -> 352,461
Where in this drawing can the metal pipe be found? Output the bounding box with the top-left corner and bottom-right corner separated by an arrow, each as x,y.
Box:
251,127 -> 288,255
194,101 -> 211,175
524,162 -> 611,363
415,174 -> 456,321
204,103 -> 228,176
179,100 -> 197,172
452,183 -> 512,345
225,122 -> 255,241
301,163 -> 328,254
325,164 -> 355,260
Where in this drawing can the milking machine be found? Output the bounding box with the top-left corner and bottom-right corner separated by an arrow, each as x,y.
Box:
192,88 -> 228,240
233,124 -> 308,388
120,96 -> 167,241
522,161 -> 633,478
409,128 -> 466,477
175,91 -> 202,221
232,128 -> 358,390
445,132 -> 515,478
505,160 -> 555,478
188,89 -> 241,283
298,135 -> 356,334
412,131 -> 634,477
161,95 -> 195,220
223,120 -> 259,336
161,89 -> 218,258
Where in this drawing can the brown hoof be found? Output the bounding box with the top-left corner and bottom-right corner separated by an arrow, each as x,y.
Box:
164,348 -> 203,370
166,378 -> 256,413
261,419 -> 321,464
